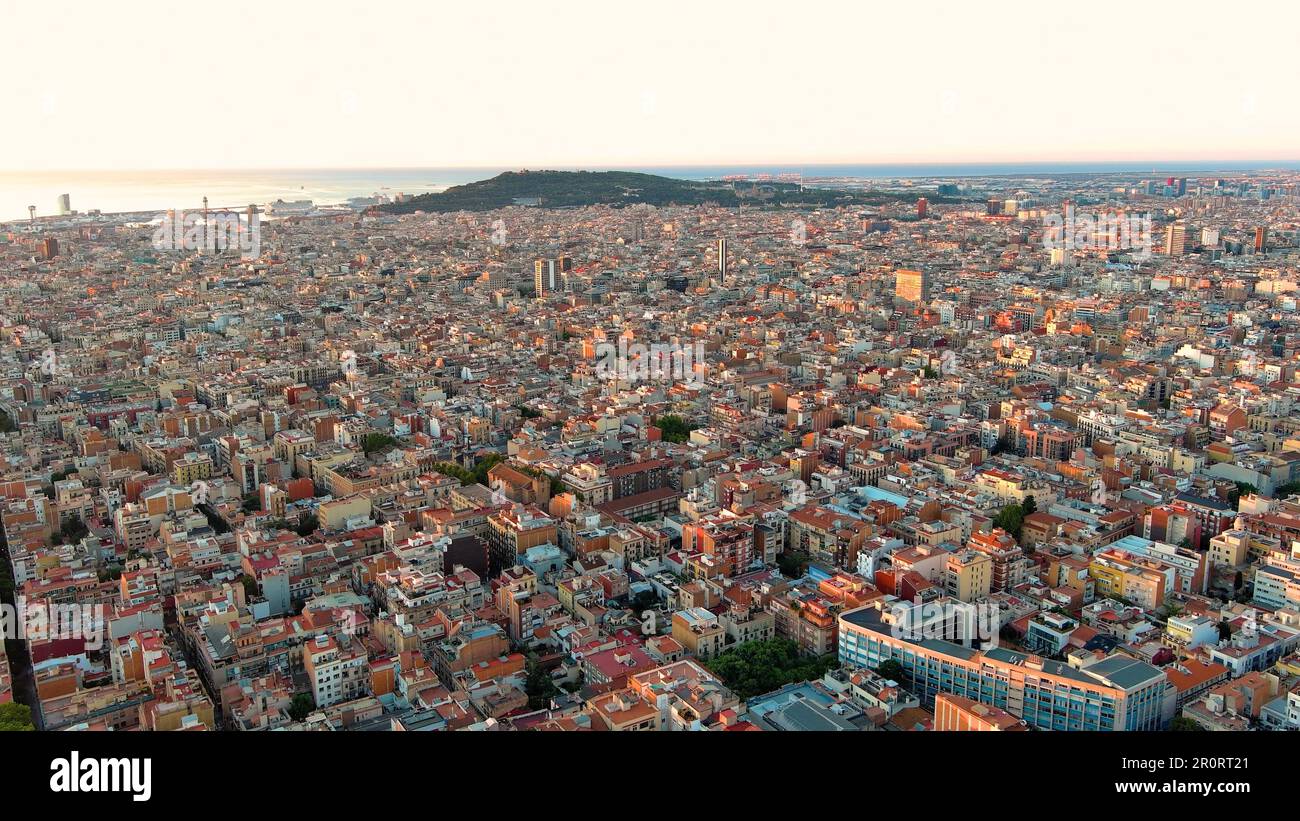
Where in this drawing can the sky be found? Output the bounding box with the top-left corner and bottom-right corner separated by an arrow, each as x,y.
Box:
3,0 -> 1298,170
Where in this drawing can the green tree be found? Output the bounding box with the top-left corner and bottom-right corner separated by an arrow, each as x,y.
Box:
704,639 -> 838,700
1159,597 -> 1185,620
653,415 -> 696,444
1021,495 -> 1037,516
1228,482 -> 1257,510
992,504 -> 1025,541
632,590 -> 658,612
1170,716 -> 1205,732
287,693 -> 315,722
198,503 -> 231,534
525,653 -> 560,710
776,550 -> 810,579
295,514 -> 319,537
361,432 -> 399,455
54,515 -> 89,546
1274,481 -> 1300,498
875,659 -> 906,683
0,702 -> 35,731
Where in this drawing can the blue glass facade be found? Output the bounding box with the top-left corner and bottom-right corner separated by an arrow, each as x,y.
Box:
839,615 -> 1168,731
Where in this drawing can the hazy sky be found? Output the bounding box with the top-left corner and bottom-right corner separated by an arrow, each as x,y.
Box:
5,0 -> 1298,170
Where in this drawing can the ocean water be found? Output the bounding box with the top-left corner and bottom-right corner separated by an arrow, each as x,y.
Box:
4,161 -> 1298,222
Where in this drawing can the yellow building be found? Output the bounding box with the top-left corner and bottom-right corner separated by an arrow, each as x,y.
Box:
1088,551 -> 1167,610
319,494 -> 371,531
1208,529 -> 1252,569
671,607 -> 726,659
170,452 -> 213,486
945,550 -> 991,602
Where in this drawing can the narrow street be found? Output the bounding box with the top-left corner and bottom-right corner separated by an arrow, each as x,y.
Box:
1,535 -> 42,730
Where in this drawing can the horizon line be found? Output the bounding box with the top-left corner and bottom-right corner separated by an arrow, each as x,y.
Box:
4,158 -> 1300,175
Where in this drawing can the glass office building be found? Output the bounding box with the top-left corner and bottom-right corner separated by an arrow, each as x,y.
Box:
839,604 -> 1173,731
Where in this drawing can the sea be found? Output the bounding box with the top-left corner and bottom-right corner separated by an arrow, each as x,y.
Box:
4,161 -> 1299,223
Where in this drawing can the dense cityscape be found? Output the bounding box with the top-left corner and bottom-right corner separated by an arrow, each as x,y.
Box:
2,166 -> 1299,737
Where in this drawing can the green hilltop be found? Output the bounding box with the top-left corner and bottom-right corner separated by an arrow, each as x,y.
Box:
380,169 -> 956,213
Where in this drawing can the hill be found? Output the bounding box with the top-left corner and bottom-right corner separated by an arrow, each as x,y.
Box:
379,170 -> 951,214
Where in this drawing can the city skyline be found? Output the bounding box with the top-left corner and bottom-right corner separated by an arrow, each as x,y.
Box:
3,0 -> 1297,797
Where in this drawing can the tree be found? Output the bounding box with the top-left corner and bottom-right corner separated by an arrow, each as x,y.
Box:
434,453 -> 506,487
241,493 -> 261,513
776,550 -> 810,579
525,653 -> 560,710
704,639 -> 838,700
875,659 -> 906,683
361,432 -> 398,455
1273,481 -> 1300,499
287,693 -> 315,722
992,504 -> 1025,541
1021,495 -> 1037,516
1228,482 -> 1257,510
1159,597 -> 1185,620
295,514 -> 319,537
198,503 -> 231,534
0,702 -> 35,732
53,515 -> 89,546
1170,716 -> 1205,732
632,590 -> 658,612
653,414 -> 695,444
999,625 -> 1023,647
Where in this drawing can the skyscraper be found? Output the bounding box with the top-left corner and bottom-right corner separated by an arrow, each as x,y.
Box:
895,268 -> 930,304
916,197 -> 929,218
717,238 -> 729,279
1164,223 -> 1188,256
1255,227 -> 1268,254
57,194 -> 71,215
534,258 -> 560,297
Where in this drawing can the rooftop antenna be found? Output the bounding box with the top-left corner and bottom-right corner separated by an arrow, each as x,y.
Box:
202,196 -> 210,252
